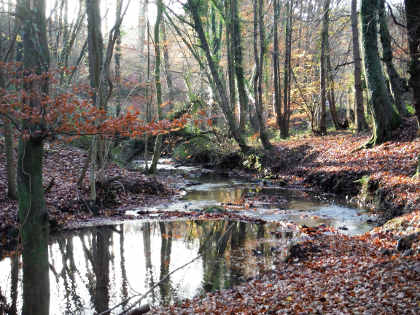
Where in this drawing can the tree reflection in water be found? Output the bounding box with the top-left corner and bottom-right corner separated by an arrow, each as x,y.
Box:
0,219 -> 289,313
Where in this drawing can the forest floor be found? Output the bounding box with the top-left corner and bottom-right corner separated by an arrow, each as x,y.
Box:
269,117 -> 420,215
0,118 -> 419,313
150,213 -> 420,314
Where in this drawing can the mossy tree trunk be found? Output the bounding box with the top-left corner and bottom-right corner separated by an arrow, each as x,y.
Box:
379,0 -> 407,116
253,0 -> 272,150
149,0 -> 164,174
16,0 -> 50,313
187,0 -> 249,152
405,0 -> 420,130
361,0 -> 400,146
231,0 -> 248,131
351,0 -> 369,132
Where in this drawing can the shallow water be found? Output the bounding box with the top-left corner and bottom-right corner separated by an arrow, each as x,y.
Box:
0,165 -> 373,314
0,220 -> 293,314
141,174 -> 373,236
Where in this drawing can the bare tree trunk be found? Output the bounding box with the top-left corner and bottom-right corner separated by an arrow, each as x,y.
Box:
138,0 -> 149,82
232,0 -> 248,130
351,0 -> 369,132
405,0 -> 420,129
361,0 -> 401,146
253,0 -> 272,150
317,0 -> 329,136
0,41 -> 17,199
86,0 -> 105,189
115,0 -> 122,117
149,0 -> 164,174
281,0 -> 293,138
187,0 -> 249,152
16,0 -> 50,313
225,0 -> 236,116
4,119 -> 17,199
273,0 -> 282,133
379,0 -> 407,116
161,20 -> 175,100
327,46 -> 347,130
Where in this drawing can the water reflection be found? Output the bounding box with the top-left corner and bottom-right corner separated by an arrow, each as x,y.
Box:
0,220 -> 292,314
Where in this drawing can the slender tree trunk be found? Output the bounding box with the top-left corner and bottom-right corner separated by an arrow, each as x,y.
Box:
361,0 -> 401,146
323,1 -> 345,131
187,0 -> 249,152
86,0 -> 105,194
282,0 -> 293,138
273,0 -> 282,132
232,0 -> 248,130
149,0 -> 164,174
225,0 -> 236,116
0,52 -> 17,199
351,0 -> 369,132
161,20 -> 175,100
4,119 -> 17,199
115,0 -> 122,117
138,0 -> 149,82
16,0 -> 50,312
317,0 -> 329,136
327,46 -> 346,130
379,0 -> 407,116
253,0 -> 272,150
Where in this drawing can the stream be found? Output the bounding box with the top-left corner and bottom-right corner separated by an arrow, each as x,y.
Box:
0,163 -> 374,314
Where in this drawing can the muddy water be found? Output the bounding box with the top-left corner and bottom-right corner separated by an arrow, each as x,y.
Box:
0,220 -> 293,314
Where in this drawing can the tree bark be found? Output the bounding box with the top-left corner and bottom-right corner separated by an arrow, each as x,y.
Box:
327,45 -> 347,130
138,0 -> 149,82
253,0 -> 272,150
273,0 -> 282,134
115,0 -> 122,117
161,20 -> 175,100
225,0 -> 236,117
187,0 -> 249,152
4,119 -> 17,199
379,0 -> 407,116
317,0 -> 329,136
232,0 -> 248,130
351,0 -> 369,132
281,0 -> 293,138
361,0 -> 400,146
149,0 -> 164,174
405,0 -> 420,128
16,0 -> 50,312
86,0 -> 106,186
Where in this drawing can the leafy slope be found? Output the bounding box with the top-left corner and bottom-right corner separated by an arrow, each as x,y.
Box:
272,118 -> 420,212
